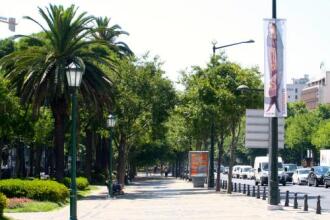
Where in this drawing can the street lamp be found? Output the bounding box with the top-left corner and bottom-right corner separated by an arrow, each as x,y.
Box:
66,61 -> 84,220
106,114 -> 116,198
210,40 -> 255,189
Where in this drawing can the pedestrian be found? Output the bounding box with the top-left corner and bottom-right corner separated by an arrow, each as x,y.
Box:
165,167 -> 168,177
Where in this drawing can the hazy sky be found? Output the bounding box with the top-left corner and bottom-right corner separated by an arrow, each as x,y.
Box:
1,0 -> 330,86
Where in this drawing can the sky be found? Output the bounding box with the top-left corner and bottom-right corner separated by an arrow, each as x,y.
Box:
1,0 -> 330,87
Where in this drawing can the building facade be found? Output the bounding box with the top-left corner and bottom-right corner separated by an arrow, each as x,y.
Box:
286,74 -> 309,103
301,71 -> 330,109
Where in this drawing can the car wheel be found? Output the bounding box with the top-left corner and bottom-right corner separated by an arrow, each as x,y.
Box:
314,179 -> 318,187
325,183 -> 328,188
282,181 -> 286,186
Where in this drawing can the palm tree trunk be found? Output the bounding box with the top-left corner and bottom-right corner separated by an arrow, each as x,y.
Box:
117,133 -> 127,185
51,98 -> 67,181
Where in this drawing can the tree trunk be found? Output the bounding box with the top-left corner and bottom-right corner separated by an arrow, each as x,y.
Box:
16,142 -> 25,178
51,98 -> 67,181
95,133 -> 103,173
227,122 -> 241,194
48,147 -> 55,178
0,139 -> 3,178
29,145 -> 34,177
116,133 -> 127,185
102,137 -> 109,179
35,145 -> 42,177
216,132 -> 225,192
85,129 -> 94,182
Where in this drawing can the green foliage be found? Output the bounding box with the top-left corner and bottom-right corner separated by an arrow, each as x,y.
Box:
0,179 -> 68,203
0,193 -> 7,217
62,177 -> 89,190
0,39 -> 14,59
312,120 -> 330,149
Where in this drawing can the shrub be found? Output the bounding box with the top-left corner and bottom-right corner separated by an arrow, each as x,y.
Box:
0,179 -> 68,203
0,192 -> 7,216
63,177 -> 89,190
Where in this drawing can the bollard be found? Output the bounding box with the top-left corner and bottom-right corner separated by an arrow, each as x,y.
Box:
293,193 -> 298,209
222,180 -> 224,189
247,185 -> 250,196
252,186 -> 256,197
234,182 -> 237,192
316,195 -> 321,214
243,184 -> 246,194
231,182 -> 234,192
256,185 -> 260,199
238,183 -> 241,193
262,187 -> 266,200
225,181 -> 227,190
303,194 -> 308,211
285,191 -> 289,207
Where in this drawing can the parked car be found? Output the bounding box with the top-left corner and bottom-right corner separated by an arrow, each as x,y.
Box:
283,164 -> 298,182
239,166 -> 252,179
307,166 -> 330,187
292,168 -> 310,185
247,168 -> 256,180
232,165 -> 242,178
324,171 -> 330,188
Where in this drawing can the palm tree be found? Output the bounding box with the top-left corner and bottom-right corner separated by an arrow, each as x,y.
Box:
0,4 -> 114,180
93,16 -> 133,57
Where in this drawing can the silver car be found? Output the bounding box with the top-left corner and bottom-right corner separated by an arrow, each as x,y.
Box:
292,168 -> 310,185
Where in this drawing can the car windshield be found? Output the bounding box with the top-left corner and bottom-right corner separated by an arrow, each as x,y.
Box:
261,162 -> 283,171
298,169 -> 309,174
285,164 -> 297,171
243,167 -> 251,172
314,166 -> 330,175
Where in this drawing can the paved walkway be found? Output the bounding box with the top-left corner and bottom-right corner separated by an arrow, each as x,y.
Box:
7,175 -> 330,220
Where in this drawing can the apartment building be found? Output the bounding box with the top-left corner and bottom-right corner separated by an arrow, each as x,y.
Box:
301,71 -> 330,109
286,74 -> 309,103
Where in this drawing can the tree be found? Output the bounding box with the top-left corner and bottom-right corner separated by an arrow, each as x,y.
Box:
178,55 -> 262,193
93,17 -> 132,57
0,4 -> 114,180
312,120 -> 330,149
111,55 -> 176,184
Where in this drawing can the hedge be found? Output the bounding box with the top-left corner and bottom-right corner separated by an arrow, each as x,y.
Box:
63,177 -> 89,190
0,179 -> 68,203
0,192 -> 7,216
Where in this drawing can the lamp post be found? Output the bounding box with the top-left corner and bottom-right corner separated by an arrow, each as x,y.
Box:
66,62 -> 84,220
210,40 -> 255,188
106,114 -> 116,198
0,16 -> 17,32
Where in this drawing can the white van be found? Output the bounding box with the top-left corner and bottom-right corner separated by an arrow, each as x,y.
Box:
254,156 -> 286,186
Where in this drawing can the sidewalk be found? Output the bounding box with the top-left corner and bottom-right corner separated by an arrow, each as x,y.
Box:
7,175 -> 330,220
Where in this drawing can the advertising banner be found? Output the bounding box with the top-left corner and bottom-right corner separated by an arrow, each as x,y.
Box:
264,19 -> 287,117
189,151 -> 208,177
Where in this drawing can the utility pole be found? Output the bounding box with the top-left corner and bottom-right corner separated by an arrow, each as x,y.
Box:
268,0 -> 280,206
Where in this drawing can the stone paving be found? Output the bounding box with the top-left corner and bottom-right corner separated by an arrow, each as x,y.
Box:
6,175 -> 330,220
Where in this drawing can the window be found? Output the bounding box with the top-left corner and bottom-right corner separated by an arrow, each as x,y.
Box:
295,88 -> 298,93
295,95 -> 298,100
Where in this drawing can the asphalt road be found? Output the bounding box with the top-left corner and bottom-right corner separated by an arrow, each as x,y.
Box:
216,174 -> 330,212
